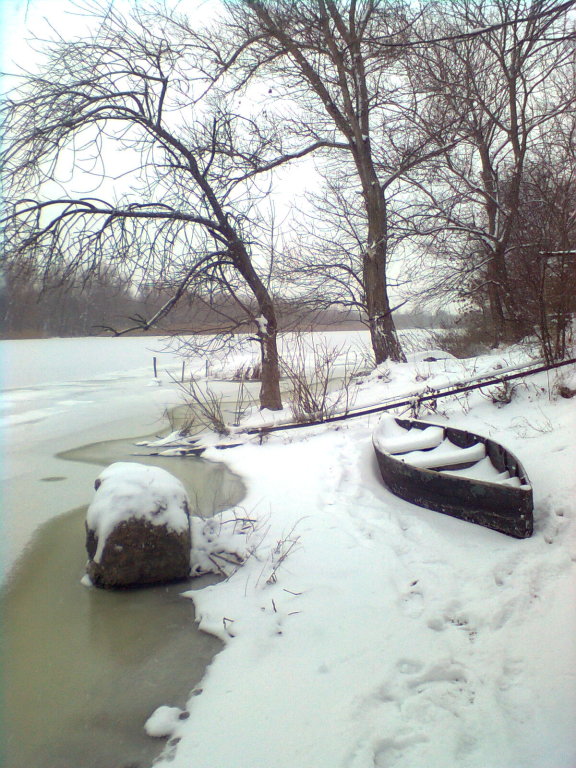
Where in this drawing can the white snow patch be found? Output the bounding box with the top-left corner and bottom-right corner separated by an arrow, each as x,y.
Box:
255,315 -> 268,335
144,705 -> 184,738
373,415 -> 444,454
151,345 -> 576,768
398,439 -> 486,469
3,332 -> 575,768
190,510 -> 261,577
443,458 -> 528,488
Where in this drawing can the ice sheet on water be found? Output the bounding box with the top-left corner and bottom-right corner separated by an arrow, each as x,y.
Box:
2,407 -> 64,427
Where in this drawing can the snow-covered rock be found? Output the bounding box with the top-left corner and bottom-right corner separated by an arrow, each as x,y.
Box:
85,462 -> 192,588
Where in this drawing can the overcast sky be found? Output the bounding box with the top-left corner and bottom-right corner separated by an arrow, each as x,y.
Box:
1,0 -> 223,74
1,0 -> 96,75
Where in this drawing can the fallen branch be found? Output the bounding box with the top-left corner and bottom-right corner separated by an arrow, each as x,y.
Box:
242,356 -> 576,436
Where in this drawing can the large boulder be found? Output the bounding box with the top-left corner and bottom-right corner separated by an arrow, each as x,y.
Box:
85,462 -> 192,588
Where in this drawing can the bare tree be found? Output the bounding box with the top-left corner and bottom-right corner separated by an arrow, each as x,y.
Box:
401,0 -> 576,344
0,261 -> 142,338
278,172 -> 409,335
1,0 -> 330,410
208,0 -> 416,363
505,137 -> 576,361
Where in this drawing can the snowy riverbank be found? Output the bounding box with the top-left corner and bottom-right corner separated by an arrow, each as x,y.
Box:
2,332 -> 575,767
150,345 -> 576,768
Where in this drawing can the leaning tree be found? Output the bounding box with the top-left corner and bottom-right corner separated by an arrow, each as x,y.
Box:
1,0 -> 328,410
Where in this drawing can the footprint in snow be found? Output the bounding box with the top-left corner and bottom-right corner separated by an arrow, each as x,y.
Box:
396,658 -> 423,675
400,587 -> 425,618
424,598 -> 481,641
406,660 -> 468,690
373,733 -> 429,768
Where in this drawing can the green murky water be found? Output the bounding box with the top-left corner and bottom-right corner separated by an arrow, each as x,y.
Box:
2,434 -> 244,768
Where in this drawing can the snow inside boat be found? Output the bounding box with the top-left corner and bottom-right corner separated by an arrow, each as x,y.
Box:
373,416 -> 533,538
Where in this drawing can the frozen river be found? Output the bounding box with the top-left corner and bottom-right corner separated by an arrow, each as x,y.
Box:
1,335 -> 193,581
0,328 -> 380,577
1,335 -> 249,768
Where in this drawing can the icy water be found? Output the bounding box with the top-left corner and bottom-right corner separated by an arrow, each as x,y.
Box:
2,434 -> 245,768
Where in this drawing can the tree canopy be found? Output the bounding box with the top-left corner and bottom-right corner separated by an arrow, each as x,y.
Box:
2,0 -> 575,387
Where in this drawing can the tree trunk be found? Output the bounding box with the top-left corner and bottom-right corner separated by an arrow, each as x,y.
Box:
360,163 -> 407,364
363,243 -> 405,363
257,309 -> 283,411
486,271 -> 506,346
230,240 -> 283,410
486,246 -> 522,345
478,143 -> 522,343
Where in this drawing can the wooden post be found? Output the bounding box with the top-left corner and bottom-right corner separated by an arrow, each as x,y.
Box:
153,357 -> 157,378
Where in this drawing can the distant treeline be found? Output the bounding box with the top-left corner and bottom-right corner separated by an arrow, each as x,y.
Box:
0,269 -> 450,339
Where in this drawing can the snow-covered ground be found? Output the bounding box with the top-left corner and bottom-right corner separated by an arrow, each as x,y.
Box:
150,343 -> 576,768
2,331 -> 575,767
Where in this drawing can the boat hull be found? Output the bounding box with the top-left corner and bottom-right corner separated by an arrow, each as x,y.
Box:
373,418 -> 533,539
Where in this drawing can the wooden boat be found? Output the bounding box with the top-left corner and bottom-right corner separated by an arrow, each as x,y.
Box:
372,416 -> 533,538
